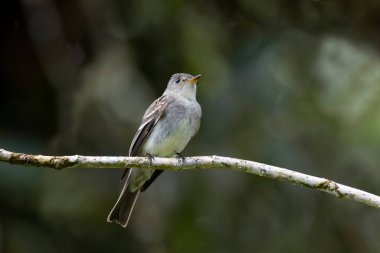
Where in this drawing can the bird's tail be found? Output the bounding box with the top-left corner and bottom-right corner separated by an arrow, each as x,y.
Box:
107,179 -> 140,227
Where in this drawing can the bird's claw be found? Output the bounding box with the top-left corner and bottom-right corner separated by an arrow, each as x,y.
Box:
176,152 -> 186,165
147,153 -> 155,166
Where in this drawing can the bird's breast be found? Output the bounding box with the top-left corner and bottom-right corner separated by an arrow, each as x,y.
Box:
142,99 -> 201,157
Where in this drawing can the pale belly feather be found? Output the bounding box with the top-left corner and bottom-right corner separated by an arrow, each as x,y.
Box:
128,96 -> 200,191
142,116 -> 193,157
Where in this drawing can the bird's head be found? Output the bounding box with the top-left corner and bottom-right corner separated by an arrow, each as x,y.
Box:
164,73 -> 201,100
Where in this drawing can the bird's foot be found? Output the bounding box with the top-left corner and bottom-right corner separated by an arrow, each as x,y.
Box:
176,152 -> 186,165
147,153 -> 155,166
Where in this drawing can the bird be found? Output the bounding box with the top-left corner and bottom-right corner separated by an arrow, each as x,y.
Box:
107,73 -> 202,227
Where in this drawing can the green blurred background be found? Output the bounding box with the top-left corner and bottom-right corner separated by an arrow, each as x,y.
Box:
2,0 -> 380,252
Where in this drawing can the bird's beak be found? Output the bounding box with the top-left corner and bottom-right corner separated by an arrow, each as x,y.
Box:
189,74 -> 202,84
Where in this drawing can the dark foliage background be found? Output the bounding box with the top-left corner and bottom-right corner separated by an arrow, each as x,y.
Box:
1,0 -> 380,252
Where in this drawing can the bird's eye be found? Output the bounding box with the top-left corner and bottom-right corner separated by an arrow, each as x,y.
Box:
175,78 -> 181,84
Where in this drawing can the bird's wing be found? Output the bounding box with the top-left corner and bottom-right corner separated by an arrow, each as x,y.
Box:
140,170 -> 164,192
120,95 -> 171,181
129,95 -> 171,156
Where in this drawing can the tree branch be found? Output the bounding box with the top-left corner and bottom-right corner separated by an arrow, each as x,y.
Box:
1,148 -> 379,209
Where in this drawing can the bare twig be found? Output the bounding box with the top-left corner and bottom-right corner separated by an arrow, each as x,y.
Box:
1,148 -> 379,209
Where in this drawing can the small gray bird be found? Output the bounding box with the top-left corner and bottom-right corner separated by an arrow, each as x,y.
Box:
107,73 -> 202,227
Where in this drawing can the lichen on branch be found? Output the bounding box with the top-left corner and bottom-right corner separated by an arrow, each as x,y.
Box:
1,148 -> 380,209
